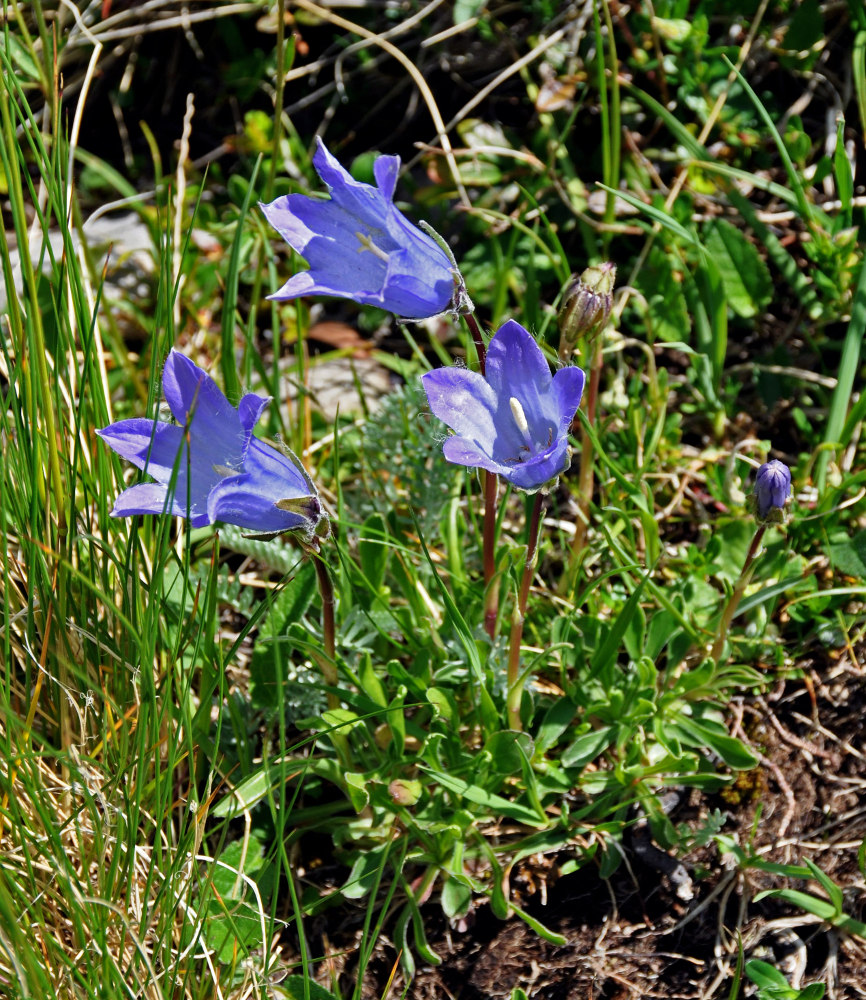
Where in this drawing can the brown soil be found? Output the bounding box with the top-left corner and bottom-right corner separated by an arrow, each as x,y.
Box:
299,656 -> 866,1000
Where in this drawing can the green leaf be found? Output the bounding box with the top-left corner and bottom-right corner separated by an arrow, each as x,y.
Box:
633,246 -> 690,342
249,559 -> 317,706
745,959 -> 791,989
804,858 -> 844,913
535,698 -> 577,754
453,0 -> 487,23
672,716 -> 759,770
359,652 -> 387,708
509,900 -> 567,945
561,725 -> 615,769
441,877 -> 472,920
275,976 -> 339,1000
413,516 -> 498,733
783,0 -> 822,54
703,219 -> 772,318
799,985 -> 827,1000
344,770 -> 370,812
321,708 -> 363,732
827,530 -> 866,578
419,767 -> 549,827
212,762 -> 298,819
753,888 -> 836,921
203,837 -> 271,964
484,731 -> 535,775
343,843 -> 389,900
359,512 -> 389,595
833,116 -> 853,219
426,686 -> 456,722
589,573 -> 649,681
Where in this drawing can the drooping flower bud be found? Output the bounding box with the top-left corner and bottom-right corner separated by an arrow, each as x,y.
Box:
558,261 -> 616,361
746,460 -> 792,525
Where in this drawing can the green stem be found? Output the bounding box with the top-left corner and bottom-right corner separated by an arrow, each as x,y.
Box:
482,470 -> 499,640
462,312 -> 498,637
506,493 -> 544,731
564,342 -> 602,591
265,0 -> 286,202
709,524 -> 767,663
464,311 -> 486,375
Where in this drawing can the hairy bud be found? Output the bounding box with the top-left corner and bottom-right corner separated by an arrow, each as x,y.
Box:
558,261 -> 616,360
746,460 -> 792,525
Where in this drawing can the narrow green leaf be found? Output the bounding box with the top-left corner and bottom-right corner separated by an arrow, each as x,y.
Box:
419,767 -> 549,827
703,218 -> 772,318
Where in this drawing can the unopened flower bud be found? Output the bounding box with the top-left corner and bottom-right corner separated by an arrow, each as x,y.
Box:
746,460 -> 792,525
558,261 -> 616,360
388,779 -> 423,807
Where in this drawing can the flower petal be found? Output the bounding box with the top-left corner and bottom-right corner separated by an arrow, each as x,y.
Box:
207,439 -> 323,534
551,366 -> 585,431
383,250 -> 454,318
504,438 -> 572,492
110,482 -> 212,527
441,437 -> 514,478
97,419 -> 186,482
421,367 -> 500,448
312,138 -> 397,230
110,482 -> 177,518
373,150 -> 399,201
162,350 -> 237,429
237,392 -> 270,439
485,321 -> 558,426
258,193 -> 318,254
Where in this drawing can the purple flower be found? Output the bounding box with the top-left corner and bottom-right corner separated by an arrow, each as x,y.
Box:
97,350 -> 325,538
421,320 -> 585,492
751,459 -> 792,524
260,138 -> 466,319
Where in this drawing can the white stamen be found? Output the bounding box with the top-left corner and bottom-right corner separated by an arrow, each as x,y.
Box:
509,397 -> 534,450
356,231 -> 390,263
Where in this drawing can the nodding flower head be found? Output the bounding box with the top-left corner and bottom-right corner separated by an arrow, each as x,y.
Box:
421,320 -> 585,493
260,138 -> 469,320
98,350 -> 327,540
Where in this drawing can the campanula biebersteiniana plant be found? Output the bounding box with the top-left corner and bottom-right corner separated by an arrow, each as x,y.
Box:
98,350 -> 325,538
261,138 -> 468,319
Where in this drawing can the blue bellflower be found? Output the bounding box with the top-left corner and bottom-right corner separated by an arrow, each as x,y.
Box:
98,351 -> 325,538
260,138 -> 466,320
749,459 -> 792,524
421,320 -> 585,492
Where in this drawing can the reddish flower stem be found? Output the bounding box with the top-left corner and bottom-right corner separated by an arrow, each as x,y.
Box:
311,547 -> 351,766
506,492 -> 544,731
311,551 -> 338,701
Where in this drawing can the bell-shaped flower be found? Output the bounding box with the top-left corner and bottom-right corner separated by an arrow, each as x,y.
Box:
747,459 -> 792,525
260,138 -> 468,319
97,350 -> 326,538
421,320 -> 585,492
